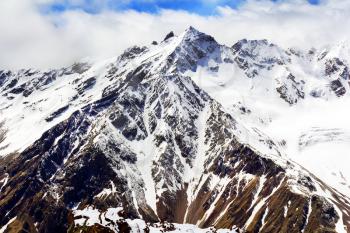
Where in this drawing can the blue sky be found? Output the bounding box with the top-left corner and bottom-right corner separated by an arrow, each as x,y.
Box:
48,0 -> 320,15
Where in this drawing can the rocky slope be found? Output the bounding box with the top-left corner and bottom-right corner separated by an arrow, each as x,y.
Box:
1,27 -> 350,233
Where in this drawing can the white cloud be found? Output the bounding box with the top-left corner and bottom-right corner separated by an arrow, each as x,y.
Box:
0,0 -> 350,69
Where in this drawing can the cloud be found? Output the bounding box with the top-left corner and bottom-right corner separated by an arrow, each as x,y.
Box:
0,0 -> 350,69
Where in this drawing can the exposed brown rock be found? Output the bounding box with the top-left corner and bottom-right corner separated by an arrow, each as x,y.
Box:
156,185 -> 188,223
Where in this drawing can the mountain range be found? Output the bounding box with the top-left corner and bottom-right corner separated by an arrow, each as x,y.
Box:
1,27 -> 350,233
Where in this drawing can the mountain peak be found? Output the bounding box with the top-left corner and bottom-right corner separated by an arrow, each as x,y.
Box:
180,26 -> 214,42
184,26 -> 201,35
163,31 -> 175,41
162,27 -> 202,43
160,27 -> 221,73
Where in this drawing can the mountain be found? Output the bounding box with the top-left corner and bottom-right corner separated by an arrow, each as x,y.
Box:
1,27 -> 350,233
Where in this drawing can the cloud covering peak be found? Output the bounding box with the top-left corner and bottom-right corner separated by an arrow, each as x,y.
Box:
0,0 -> 349,69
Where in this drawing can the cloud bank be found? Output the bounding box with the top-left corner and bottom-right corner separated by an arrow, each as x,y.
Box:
1,0 -> 350,69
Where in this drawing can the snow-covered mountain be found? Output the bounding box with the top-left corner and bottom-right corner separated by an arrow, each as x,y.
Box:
1,27 -> 350,233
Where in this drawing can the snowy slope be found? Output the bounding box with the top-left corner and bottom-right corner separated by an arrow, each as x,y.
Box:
72,206 -> 238,233
186,38 -> 350,198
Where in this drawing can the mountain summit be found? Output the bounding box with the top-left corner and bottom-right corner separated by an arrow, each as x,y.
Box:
1,27 -> 350,233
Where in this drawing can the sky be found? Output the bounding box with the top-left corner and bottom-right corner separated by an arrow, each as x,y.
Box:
46,0 -> 320,15
0,0 -> 349,69
46,0 -> 248,15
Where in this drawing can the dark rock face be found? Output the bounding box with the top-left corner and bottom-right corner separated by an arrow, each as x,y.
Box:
325,58 -> 347,78
45,105 -> 70,122
77,77 -> 96,95
330,79 -> 346,97
276,73 -> 305,105
69,62 -> 91,75
60,148 -> 119,207
163,31 -> 175,41
0,121 -> 6,146
4,78 -> 18,90
324,58 -> 349,96
0,70 -> 12,88
119,46 -> 148,61
310,88 -> 325,98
